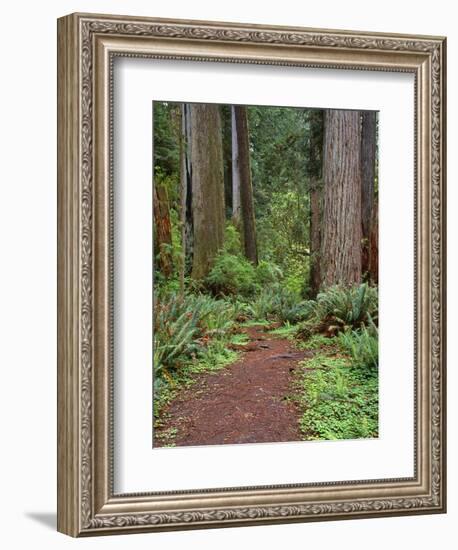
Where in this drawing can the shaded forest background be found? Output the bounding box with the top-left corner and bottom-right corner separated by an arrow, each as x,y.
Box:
154,103 -> 378,297
153,102 -> 379,444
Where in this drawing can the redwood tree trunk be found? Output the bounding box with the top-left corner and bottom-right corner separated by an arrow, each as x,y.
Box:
321,109 -> 362,287
368,196 -> 379,284
231,105 -> 242,230
309,180 -> 322,295
181,104 -> 194,275
360,111 -> 377,276
307,110 -> 324,298
153,182 -> 173,277
233,105 -> 258,265
188,103 -> 226,280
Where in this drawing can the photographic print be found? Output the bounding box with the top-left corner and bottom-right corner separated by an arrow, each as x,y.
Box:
153,102 -> 379,448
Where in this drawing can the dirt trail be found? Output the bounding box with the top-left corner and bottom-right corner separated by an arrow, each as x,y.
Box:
154,325 -> 311,447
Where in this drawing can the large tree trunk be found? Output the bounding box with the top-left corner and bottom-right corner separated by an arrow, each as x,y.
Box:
187,104 -> 226,280
360,111 -> 377,276
307,110 -> 324,298
153,182 -> 173,277
321,109 -> 362,287
233,105 -> 258,265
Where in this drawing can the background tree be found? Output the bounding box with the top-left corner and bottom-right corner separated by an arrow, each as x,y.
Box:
368,196 -> 379,284
360,110 -> 377,277
178,104 -> 190,296
154,102 -> 377,294
186,103 -> 226,279
153,183 -> 173,277
180,103 -> 195,277
305,109 -> 324,297
233,105 -> 258,264
321,109 -> 362,287
153,102 -> 180,281
247,106 -> 310,294
231,105 -> 242,230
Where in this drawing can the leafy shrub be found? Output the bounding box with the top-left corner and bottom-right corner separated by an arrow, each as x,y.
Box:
255,260 -> 283,286
297,283 -> 378,339
204,224 -> 264,297
206,252 -> 259,297
223,223 -> 243,255
282,256 -> 310,297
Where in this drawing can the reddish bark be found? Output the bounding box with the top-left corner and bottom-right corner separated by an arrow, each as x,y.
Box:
233,105 -> 258,265
361,111 -> 377,276
153,183 -> 173,277
368,196 -> 379,284
321,110 -> 362,287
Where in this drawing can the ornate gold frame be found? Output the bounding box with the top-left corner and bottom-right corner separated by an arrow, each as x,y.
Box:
57,12 -> 446,536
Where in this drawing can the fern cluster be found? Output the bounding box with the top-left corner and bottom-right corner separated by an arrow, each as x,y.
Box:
297,283 -> 378,339
153,292 -> 237,378
338,318 -> 379,371
247,284 -> 309,324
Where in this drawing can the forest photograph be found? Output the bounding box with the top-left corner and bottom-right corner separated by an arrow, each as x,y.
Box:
153,101 -> 379,448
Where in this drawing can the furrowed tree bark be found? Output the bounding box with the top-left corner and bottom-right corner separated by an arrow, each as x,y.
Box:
321,109 -> 362,287
153,182 -> 173,277
188,103 -> 226,280
233,105 -> 258,265
361,110 -> 377,277
306,110 -> 324,298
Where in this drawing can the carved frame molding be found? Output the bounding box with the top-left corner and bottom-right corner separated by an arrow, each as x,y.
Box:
57,13 -> 446,536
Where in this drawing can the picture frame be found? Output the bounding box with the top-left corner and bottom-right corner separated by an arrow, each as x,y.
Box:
57,12 -> 446,536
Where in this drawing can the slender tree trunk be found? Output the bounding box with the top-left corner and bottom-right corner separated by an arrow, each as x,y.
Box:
181,104 -> 194,276
309,179 -> 322,296
221,105 -> 233,219
361,111 -> 377,276
231,106 -> 242,230
187,103 -> 226,279
307,110 -> 324,298
233,105 -> 258,265
321,109 -> 362,287
153,182 -> 173,277
178,104 -> 187,298
368,196 -> 379,284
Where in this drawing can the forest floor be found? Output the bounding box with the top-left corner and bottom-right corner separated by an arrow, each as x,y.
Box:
154,325 -> 316,447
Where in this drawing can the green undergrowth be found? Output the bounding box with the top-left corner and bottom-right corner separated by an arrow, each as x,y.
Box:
238,319 -> 271,328
296,333 -> 335,350
153,282 -> 379,445
293,341 -> 378,441
267,321 -> 298,338
230,332 -> 250,345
